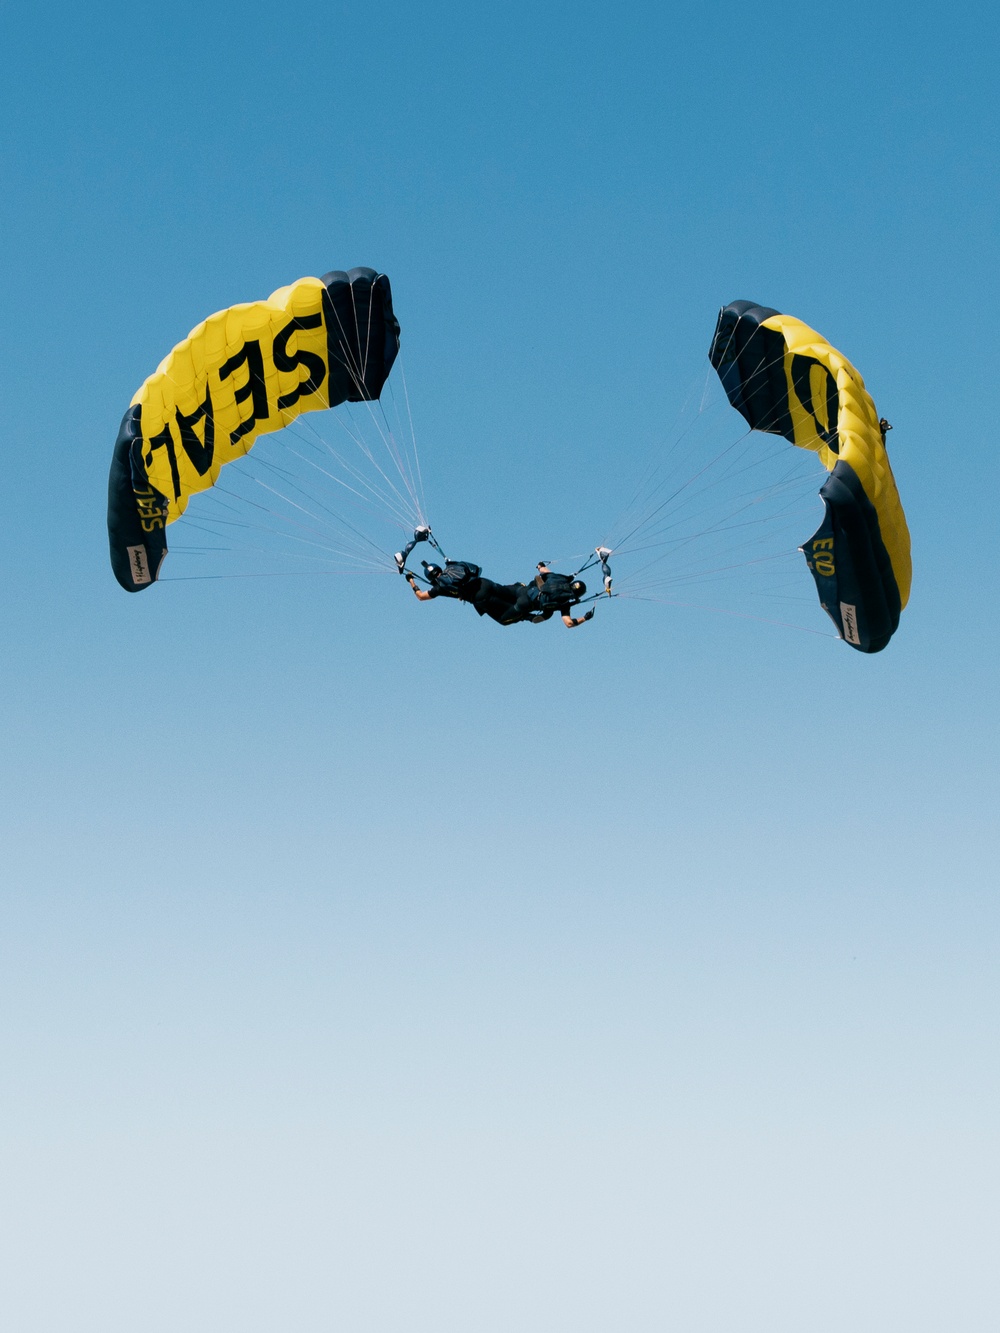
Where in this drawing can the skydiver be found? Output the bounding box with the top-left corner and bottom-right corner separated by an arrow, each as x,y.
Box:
525,562 -> 595,627
405,560 -> 594,628
879,417 -> 893,444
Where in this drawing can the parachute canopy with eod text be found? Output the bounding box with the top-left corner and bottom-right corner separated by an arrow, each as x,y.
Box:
708,301 -> 910,653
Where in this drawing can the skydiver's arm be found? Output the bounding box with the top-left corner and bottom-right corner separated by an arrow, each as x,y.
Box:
406,574 -> 434,602
562,609 -> 594,628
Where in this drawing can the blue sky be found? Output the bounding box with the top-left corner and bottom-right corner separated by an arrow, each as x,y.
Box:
1,2 -> 998,1329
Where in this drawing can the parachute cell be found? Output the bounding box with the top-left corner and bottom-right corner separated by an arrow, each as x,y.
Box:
108,267 -> 400,591
709,301 -> 911,652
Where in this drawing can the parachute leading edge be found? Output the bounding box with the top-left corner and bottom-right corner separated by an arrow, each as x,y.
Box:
709,301 -> 911,653
108,267 -> 400,591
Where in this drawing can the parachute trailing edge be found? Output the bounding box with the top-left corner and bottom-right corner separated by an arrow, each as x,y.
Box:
709,301 -> 911,653
108,267 -> 400,591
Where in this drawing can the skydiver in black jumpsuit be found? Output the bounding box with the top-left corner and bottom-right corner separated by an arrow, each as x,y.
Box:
406,561 -> 593,628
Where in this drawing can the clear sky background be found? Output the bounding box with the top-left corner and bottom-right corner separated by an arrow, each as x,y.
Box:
1,2 -> 998,1330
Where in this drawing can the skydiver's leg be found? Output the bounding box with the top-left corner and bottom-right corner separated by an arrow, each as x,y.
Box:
473,580 -> 523,624
498,583 -> 542,625
511,582 -> 538,618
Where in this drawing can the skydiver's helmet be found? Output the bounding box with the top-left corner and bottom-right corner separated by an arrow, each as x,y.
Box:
570,580 -> 586,601
422,561 -> 443,582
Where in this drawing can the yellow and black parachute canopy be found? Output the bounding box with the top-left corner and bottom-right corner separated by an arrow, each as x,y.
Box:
709,301 -> 911,653
108,267 -> 399,592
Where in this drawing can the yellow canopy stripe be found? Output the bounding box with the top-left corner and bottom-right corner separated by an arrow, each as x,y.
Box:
761,312 -> 911,609
131,276 -> 330,524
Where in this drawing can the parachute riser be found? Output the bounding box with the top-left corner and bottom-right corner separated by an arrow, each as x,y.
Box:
395,523 -> 445,575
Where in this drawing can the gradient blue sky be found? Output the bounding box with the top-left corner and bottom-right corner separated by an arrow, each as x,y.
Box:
2,2 -> 998,1330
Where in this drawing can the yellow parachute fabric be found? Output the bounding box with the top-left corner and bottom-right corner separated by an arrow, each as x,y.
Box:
133,277 -> 330,524
760,312 -> 911,610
